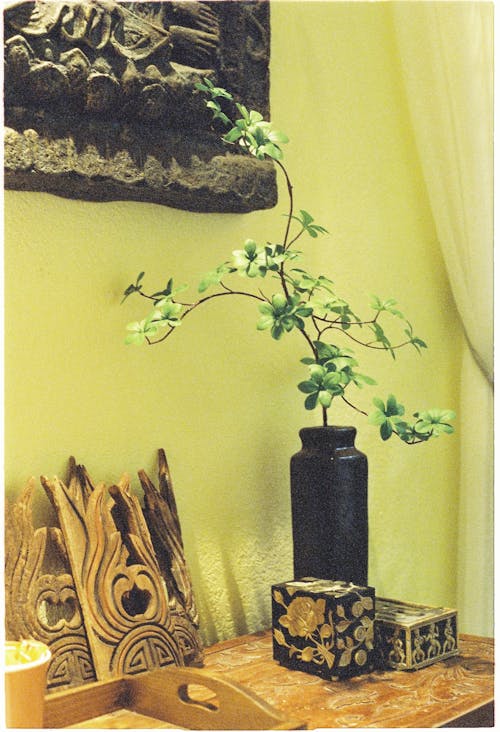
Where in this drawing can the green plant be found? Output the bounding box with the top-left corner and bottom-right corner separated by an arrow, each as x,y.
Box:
122,79 -> 455,444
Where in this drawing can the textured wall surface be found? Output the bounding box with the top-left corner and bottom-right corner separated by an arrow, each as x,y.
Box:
5,2 -> 466,645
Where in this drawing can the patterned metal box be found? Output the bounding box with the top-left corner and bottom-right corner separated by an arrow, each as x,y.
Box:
374,597 -> 459,671
272,578 -> 375,679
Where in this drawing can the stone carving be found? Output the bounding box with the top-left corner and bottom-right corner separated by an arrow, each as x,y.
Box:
4,0 -> 275,212
5,451 -> 203,691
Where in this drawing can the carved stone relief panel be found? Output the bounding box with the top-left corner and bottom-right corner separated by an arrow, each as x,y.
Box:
3,1 -> 275,212
5,450 -> 203,692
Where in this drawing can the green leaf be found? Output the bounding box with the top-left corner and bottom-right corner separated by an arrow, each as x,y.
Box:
121,271 -> 146,303
323,372 -> 342,389
318,390 -> 333,408
151,277 -> 173,298
296,306 -> 314,317
258,142 -> 282,160
234,103 -> 249,123
413,408 -> 456,437
368,409 -> 386,426
304,393 -> 318,410
196,78 -> 233,100
268,129 -> 289,144
353,373 -> 377,387
309,364 -> 326,381
380,421 -> 393,440
224,127 -> 243,143
198,272 -> 219,294
257,315 -> 275,331
125,332 -> 145,345
386,394 -> 397,414
151,299 -> 183,327
249,109 -> 264,123
244,239 -> 257,256
125,317 -> 159,344
258,301 -> 274,316
290,210 -> 329,238
194,80 -> 212,94
271,323 -> 285,340
272,292 -> 288,312
298,381 -> 318,394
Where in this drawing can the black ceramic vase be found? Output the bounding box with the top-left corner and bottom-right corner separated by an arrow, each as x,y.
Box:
290,426 -> 368,586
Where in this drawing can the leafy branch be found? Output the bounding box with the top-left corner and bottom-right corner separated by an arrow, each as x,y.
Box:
122,80 -> 455,443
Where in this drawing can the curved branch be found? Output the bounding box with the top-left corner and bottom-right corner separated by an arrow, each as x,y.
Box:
319,323 -> 414,352
138,290 -> 158,301
298,325 -> 318,358
341,395 -> 368,417
148,289 -> 264,345
275,159 -> 294,249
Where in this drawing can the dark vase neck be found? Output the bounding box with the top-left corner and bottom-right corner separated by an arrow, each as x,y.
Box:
299,426 -> 357,450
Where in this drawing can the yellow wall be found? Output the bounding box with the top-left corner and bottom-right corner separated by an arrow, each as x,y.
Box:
5,1 -> 464,645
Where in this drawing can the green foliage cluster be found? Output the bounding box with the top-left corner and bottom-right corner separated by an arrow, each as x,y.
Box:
123,79 -> 455,444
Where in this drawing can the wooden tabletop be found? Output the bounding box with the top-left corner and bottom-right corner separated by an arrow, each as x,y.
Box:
203,630 -> 494,728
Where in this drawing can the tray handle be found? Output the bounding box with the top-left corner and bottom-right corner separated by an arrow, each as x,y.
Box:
129,664 -> 305,730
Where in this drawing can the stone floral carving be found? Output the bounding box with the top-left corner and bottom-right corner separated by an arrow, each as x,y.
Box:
5,1 -> 220,119
4,0 -> 275,212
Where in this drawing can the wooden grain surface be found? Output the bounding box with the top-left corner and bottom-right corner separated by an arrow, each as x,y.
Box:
43,631 -> 493,729
43,662 -> 303,730
203,631 -> 494,728
69,709 -> 176,729
6,452 -> 202,695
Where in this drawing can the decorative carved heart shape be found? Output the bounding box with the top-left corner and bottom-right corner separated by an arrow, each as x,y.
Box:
37,586 -> 81,630
121,583 -> 152,617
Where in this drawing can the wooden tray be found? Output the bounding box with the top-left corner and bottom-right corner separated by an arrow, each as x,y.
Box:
43,665 -> 304,729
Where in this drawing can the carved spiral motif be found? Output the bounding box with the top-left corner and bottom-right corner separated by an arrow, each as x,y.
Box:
110,623 -> 183,675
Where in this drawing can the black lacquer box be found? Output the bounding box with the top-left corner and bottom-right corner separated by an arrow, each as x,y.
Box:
272,578 -> 376,679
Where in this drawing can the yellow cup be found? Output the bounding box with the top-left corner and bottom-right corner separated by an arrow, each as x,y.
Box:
5,640 -> 51,728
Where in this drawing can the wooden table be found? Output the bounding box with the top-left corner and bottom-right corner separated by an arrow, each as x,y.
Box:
43,630 -> 494,729
203,630 -> 494,728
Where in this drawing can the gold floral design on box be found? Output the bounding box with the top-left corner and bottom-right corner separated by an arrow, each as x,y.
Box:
272,587 -> 374,672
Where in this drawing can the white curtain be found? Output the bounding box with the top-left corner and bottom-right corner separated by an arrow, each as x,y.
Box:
392,1 -> 493,635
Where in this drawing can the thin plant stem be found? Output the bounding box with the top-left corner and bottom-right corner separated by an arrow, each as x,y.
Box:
149,290 -> 264,345
276,159 -> 294,250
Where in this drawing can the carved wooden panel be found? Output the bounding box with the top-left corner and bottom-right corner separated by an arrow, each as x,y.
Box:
138,448 -> 201,665
5,479 -> 97,691
3,0 -> 275,213
5,450 -> 203,692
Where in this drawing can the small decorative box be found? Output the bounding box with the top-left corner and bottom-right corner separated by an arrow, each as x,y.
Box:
272,577 -> 375,679
374,597 -> 459,671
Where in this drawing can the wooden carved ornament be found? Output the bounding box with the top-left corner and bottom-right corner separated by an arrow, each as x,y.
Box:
5,449 -> 203,692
